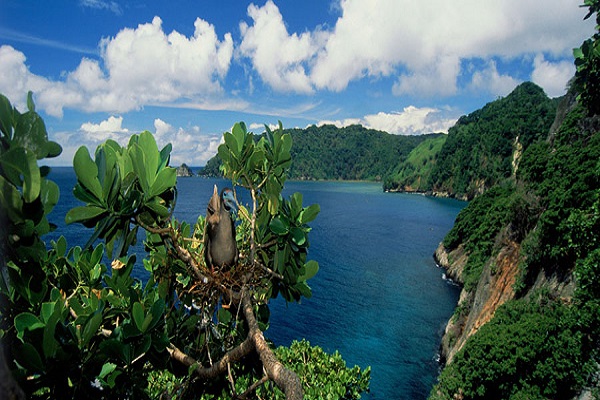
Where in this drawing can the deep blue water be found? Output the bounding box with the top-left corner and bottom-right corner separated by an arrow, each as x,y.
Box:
47,167 -> 465,399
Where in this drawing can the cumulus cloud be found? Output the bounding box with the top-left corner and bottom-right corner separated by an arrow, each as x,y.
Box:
50,116 -> 222,166
318,106 -> 457,135
531,54 -> 574,97
151,119 -> 222,166
239,1 -> 320,93
240,0 -> 591,97
0,15 -> 233,117
469,60 -> 522,97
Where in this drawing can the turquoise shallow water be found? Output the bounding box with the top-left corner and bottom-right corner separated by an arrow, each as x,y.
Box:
48,168 -> 465,399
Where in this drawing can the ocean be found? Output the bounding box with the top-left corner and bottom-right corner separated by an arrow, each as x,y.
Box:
47,167 -> 465,399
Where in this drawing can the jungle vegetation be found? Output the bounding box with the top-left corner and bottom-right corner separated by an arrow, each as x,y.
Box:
430,1 -> 600,398
200,124 -> 437,181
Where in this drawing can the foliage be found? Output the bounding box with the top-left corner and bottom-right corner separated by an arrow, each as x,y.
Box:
0,94 -> 370,399
433,7 -> 600,397
431,295 -> 593,400
200,124 -> 434,182
383,134 -> 446,192
148,340 -> 371,399
573,0 -> 600,116
429,82 -> 557,199
443,182 -> 540,290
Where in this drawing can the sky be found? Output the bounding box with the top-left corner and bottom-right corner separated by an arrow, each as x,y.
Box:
0,0 -> 595,166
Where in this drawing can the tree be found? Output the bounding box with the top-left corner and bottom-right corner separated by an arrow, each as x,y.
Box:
0,93 -> 370,399
573,0 -> 600,116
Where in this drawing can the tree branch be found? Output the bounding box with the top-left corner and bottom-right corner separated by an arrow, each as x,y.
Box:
168,289 -> 303,399
241,291 -> 303,400
167,337 -> 254,380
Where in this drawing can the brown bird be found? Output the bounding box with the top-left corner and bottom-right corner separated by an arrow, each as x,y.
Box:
204,185 -> 238,271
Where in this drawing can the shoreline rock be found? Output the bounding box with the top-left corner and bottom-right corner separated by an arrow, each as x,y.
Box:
176,163 -> 194,177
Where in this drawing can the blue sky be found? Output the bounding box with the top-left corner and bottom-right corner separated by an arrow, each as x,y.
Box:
0,0 -> 595,166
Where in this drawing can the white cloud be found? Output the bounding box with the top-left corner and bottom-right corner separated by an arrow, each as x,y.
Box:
469,60 -> 522,97
240,0 -> 592,97
150,119 -> 222,166
50,116 -> 222,166
239,1 -> 319,93
531,54 -> 574,98
248,122 -> 280,132
317,106 -> 457,135
0,15 -> 234,117
0,46 -> 53,111
80,0 -> 122,15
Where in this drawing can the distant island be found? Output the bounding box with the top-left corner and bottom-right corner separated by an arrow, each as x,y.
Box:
176,163 -> 194,177
198,124 -> 441,181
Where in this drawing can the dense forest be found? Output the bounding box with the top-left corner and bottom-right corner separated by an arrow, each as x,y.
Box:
427,2 -> 600,397
200,124 -> 436,181
383,134 -> 446,193
430,87 -> 600,400
384,82 -> 559,199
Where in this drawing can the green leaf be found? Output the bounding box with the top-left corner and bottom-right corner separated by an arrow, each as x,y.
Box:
270,216 -> 290,235
138,131 -> 159,187
27,91 -> 35,112
141,313 -> 153,333
73,146 -> 103,201
41,302 -> 55,323
301,204 -> 320,224
145,200 -> 170,217
217,308 -> 232,324
132,302 -> 145,332
65,205 -> 106,224
158,143 -> 172,170
295,281 -> 312,299
224,131 -> 239,158
299,260 -> 319,281
14,111 -> 49,159
232,122 -> 247,154
15,343 -> 44,372
0,93 -> 14,137
42,311 -> 60,358
149,167 -> 176,197
82,311 -> 102,347
45,140 -> 62,158
40,179 -> 60,214
129,143 -> 149,193
290,227 -> 306,246
15,312 -> 45,340
99,362 -> 117,379
0,175 -> 24,222
0,147 -> 41,202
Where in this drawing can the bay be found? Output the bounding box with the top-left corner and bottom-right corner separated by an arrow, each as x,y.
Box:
47,167 -> 465,399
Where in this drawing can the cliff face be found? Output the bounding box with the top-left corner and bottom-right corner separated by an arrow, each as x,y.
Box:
436,238 -> 576,364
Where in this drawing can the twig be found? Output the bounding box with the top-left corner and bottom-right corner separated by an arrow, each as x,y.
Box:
238,375 -> 269,399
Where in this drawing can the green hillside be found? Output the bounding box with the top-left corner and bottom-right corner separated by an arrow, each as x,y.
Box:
383,134 -> 446,192
430,2 -> 600,396
200,124 -> 435,181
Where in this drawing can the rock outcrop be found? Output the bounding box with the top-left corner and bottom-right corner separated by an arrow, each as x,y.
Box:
176,163 -> 194,177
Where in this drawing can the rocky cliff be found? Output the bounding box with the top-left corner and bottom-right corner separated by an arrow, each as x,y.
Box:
434,90 -> 575,364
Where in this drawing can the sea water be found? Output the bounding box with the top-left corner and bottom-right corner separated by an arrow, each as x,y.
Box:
47,167 -> 465,399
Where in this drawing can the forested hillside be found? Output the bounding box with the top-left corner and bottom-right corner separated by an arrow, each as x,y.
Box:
429,2 -> 600,397
200,124 -> 436,181
386,82 -> 558,199
383,135 -> 446,192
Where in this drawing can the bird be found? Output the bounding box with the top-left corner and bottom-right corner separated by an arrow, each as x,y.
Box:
204,185 -> 238,271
